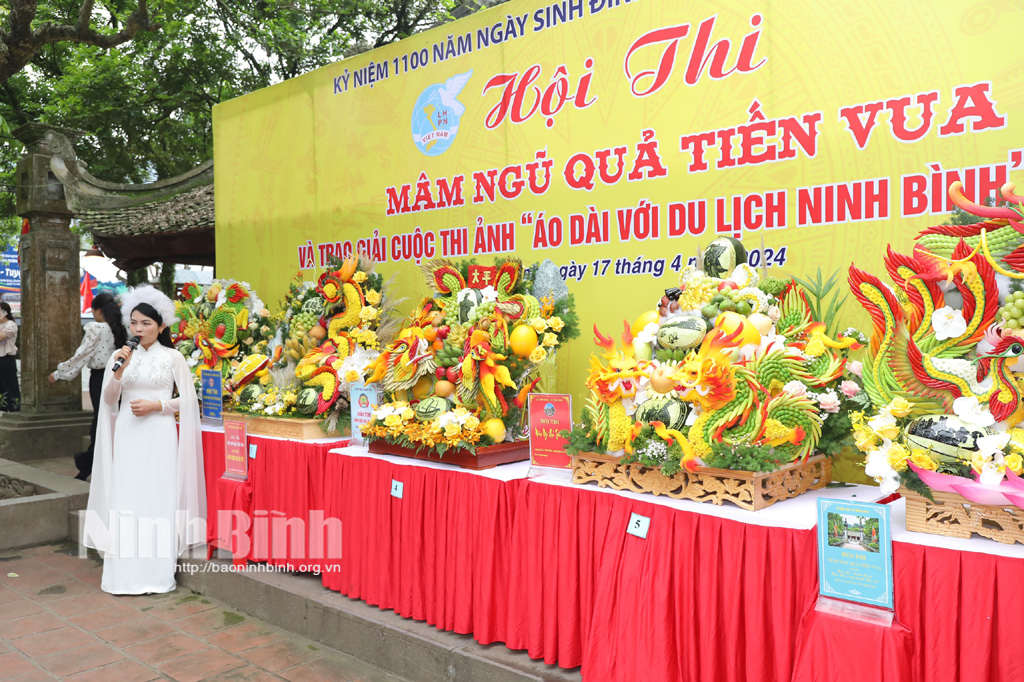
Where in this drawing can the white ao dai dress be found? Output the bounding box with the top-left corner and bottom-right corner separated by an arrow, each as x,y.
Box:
100,342 -> 184,595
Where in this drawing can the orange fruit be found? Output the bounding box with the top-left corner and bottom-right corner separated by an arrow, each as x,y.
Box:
434,380 -> 455,398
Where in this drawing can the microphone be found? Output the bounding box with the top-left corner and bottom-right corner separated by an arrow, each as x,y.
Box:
112,336 -> 141,373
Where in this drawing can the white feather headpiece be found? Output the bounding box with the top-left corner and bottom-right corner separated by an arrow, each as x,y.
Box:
121,285 -> 178,329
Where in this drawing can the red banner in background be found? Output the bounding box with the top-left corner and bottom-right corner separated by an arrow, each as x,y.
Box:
528,394 -> 572,468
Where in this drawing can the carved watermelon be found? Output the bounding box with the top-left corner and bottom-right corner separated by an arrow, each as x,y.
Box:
703,237 -> 747,278
296,388 -> 320,415
415,395 -> 451,422
634,397 -> 690,431
905,415 -> 989,464
656,317 -> 709,350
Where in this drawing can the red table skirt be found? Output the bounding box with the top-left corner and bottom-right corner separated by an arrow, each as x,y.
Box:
200,433 -> 1024,682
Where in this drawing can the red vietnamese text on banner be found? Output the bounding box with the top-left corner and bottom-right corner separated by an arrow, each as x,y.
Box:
528,394 -> 572,468
223,420 -> 248,481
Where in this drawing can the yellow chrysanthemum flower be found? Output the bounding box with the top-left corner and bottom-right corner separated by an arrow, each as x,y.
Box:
688,412 -> 712,458
763,419 -> 790,441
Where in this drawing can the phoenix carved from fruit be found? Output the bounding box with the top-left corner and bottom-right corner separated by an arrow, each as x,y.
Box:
848,182 -> 1024,423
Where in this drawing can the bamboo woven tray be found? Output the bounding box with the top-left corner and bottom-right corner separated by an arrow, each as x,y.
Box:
571,453 -> 831,511
367,439 -> 530,470
229,414 -> 349,441
899,486 -> 1024,545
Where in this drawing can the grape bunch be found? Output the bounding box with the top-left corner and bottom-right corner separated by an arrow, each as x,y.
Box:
468,300 -> 497,325
999,291 -> 1024,330
290,311 -> 318,339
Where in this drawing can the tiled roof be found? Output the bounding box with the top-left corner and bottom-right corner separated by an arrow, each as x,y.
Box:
77,184 -> 214,237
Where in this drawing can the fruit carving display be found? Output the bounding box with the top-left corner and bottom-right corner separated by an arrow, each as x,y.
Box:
175,256 -> 393,432
174,280 -> 275,384
360,258 -> 579,456
849,182 -> 1024,503
564,237 -> 866,476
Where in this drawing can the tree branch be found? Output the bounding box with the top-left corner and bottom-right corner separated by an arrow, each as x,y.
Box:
0,0 -> 160,85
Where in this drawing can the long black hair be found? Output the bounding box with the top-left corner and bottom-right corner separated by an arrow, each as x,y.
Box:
92,293 -> 127,348
132,302 -> 175,348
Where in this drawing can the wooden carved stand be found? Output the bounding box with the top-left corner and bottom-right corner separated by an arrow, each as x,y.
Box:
900,486 -> 1024,545
229,414 -> 349,441
367,440 -> 530,470
571,453 -> 832,511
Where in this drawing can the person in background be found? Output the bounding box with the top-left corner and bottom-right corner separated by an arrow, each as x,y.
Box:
0,302 -> 19,412
49,293 -> 126,480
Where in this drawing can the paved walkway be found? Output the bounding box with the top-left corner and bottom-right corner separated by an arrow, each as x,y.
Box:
0,542 -> 406,682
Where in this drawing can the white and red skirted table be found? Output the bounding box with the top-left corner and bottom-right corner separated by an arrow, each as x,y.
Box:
199,426 -> 1024,682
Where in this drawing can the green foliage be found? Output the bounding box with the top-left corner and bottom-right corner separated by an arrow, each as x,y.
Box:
126,268 -> 147,287
620,423 -> 686,476
551,293 -> 581,341
817,412 -> 853,457
560,410 -> 606,457
702,441 -> 781,473
899,468 -> 935,502
792,269 -> 849,337
159,262 -> 176,298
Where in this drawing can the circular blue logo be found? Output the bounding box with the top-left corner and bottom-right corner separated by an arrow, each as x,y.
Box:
412,70 -> 472,157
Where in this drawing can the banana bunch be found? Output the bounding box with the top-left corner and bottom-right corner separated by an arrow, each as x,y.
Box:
284,334 -> 317,361
434,342 -> 463,368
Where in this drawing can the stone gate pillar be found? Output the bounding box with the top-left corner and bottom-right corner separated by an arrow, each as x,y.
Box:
0,124 -> 92,460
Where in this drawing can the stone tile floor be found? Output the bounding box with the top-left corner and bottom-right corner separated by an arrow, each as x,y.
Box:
0,542 -> 407,682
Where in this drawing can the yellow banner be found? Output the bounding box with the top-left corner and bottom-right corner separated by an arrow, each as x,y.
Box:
213,0 -> 1024,426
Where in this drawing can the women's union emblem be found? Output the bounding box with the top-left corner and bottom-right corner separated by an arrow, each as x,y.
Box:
412,70 -> 472,157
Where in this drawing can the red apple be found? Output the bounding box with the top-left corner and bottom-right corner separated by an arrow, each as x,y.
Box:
435,367 -> 446,379
437,326 -> 450,340
215,323 -> 227,338
717,281 -> 738,292
446,366 -> 460,383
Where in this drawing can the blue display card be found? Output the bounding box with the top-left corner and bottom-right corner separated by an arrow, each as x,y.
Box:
817,498 -> 893,610
200,369 -> 223,424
